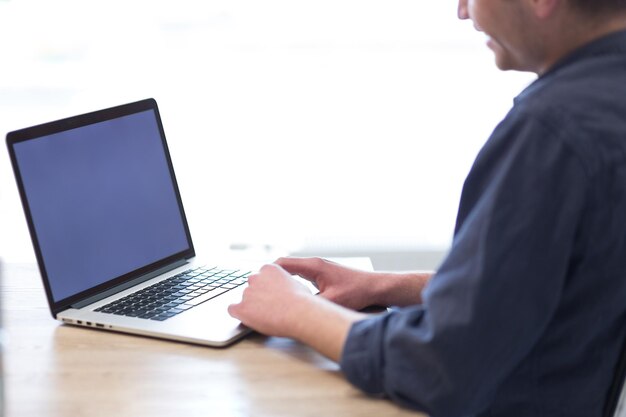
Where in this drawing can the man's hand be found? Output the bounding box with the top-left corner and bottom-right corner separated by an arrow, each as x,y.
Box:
228,263 -> 367,361
228,263 -> 312,338
275,257 -> 379,310
276,257 -> 433,309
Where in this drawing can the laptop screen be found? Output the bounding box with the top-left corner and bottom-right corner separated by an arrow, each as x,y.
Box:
11,107 -> 191,303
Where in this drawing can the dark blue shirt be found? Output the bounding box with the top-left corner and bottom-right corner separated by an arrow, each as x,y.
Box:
340,30 -> 626,417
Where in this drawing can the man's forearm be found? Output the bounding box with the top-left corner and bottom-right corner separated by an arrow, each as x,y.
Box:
290,295 -> 367,362
282,270 -> 432,362
372,271 -> 433,307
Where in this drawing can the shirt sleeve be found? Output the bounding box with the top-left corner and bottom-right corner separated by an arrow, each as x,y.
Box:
339,112 -> 589,417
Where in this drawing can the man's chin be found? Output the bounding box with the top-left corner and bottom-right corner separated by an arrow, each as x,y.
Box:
492,49 -> 518,71
489,42 -> 533,72
494,57 -> 515,71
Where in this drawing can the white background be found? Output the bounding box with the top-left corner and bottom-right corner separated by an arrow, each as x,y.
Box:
0,1 -> 535,265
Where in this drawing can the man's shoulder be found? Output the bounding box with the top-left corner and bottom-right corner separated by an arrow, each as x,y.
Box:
502,57 -> 626,176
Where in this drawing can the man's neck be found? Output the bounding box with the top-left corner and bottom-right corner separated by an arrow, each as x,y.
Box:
537,13 -> 626,75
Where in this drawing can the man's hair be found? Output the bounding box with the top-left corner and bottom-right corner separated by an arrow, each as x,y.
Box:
569,0 -> 626,15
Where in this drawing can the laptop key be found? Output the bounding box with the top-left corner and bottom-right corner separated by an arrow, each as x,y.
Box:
182,288 -> 229,306
221,284 -> 237,290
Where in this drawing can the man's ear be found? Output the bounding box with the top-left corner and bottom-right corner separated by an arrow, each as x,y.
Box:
528,0 -> 561,19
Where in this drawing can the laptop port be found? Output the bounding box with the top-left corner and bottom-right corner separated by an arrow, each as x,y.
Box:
86,321 -> 92,326
95,323 -> 105,328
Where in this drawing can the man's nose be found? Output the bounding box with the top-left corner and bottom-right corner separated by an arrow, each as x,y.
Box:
458,0 -> 469,20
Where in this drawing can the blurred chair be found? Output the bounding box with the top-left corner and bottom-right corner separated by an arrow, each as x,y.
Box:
0,259 -> 3,417
605,335 -> 626,417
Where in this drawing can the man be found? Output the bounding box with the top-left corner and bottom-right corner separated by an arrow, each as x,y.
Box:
228,0 -> 626,415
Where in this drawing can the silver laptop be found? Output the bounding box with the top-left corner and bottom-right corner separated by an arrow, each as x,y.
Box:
6,98 -> 254,347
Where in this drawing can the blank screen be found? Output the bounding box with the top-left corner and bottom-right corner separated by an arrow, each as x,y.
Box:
13,109 -> 190,302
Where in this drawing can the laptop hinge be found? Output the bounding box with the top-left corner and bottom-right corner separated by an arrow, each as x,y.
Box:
71,259 -> 189,309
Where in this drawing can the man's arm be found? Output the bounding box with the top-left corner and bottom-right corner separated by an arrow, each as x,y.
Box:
339,113 -> 591,415
371,270 -> 432,307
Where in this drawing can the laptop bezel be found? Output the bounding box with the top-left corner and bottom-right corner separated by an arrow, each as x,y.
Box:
6,98 -> 196,317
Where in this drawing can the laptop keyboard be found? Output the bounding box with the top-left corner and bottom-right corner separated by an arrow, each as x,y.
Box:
94,266 -> 250,321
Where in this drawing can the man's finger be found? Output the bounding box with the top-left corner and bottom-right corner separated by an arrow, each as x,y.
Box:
227,303 -> 240,318
274,257 -> 324,281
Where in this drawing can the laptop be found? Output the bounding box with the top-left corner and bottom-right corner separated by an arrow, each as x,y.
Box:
6,98 -> 255,347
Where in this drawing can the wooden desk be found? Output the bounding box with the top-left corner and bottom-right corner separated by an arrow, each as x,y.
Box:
0,263 -> 425,417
